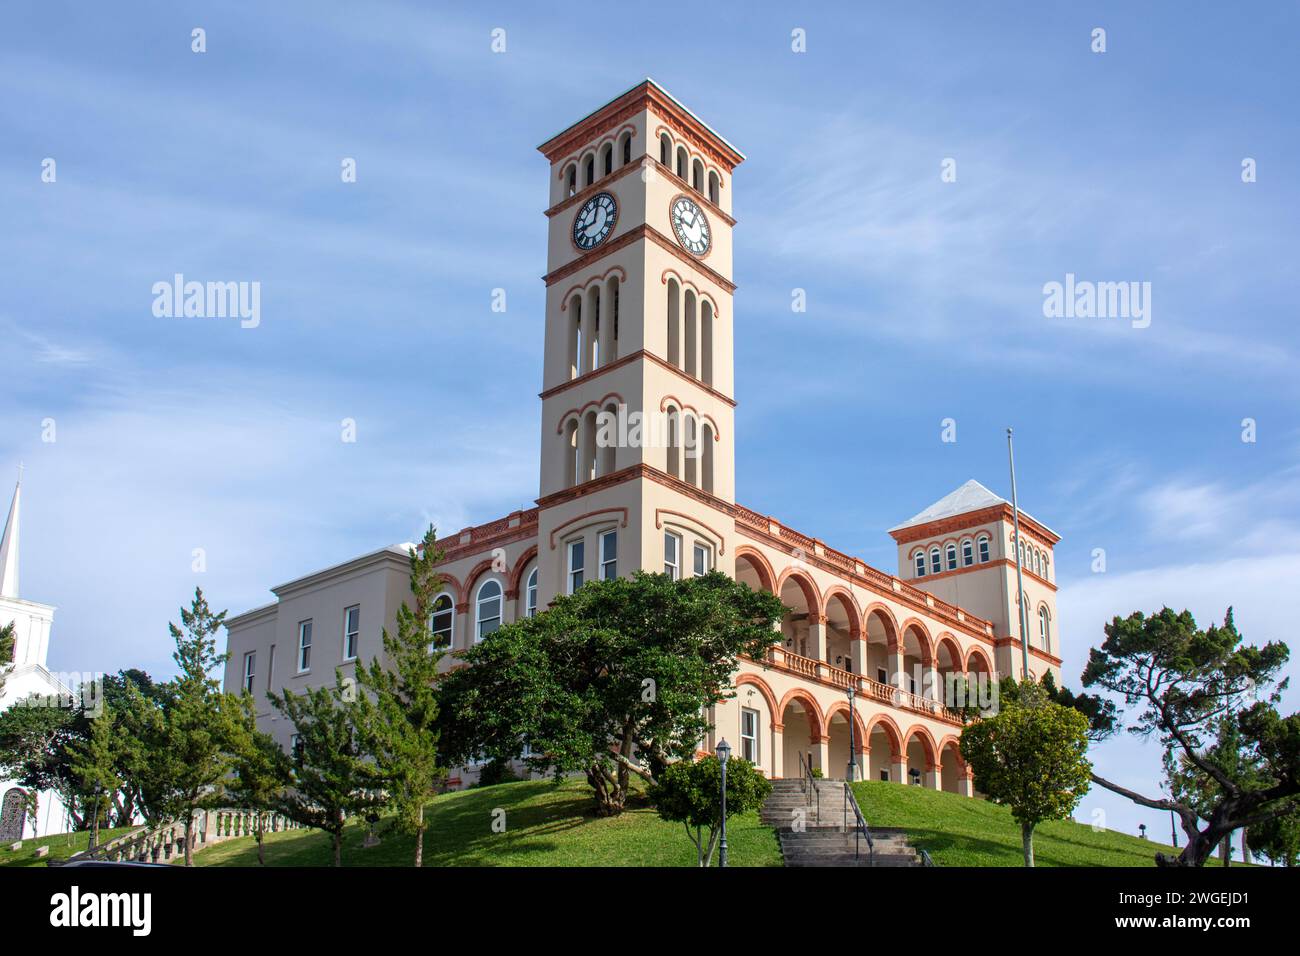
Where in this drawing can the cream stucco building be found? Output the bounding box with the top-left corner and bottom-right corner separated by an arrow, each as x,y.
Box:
222,80 -> 1063,793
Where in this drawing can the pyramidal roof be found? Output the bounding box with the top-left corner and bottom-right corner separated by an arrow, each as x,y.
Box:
888,479 -> 1018,533
0,476 -> 19,600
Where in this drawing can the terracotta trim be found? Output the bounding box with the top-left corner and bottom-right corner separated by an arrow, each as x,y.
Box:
659,395 -> 722,436
555,392 -> 625,433
538,348 -> 738,408
650,159 -> 735,225
735,672 -> 779,726
661,267 -> 723,317
553,124 -> 637,178
558,266 -> 629,308
905,557 -> 1057,592
543,224 -> 736,294
666,191 -> 715,262
547,508 -> 629,550
890,504 -> 1059,546
654,509 -> 726,555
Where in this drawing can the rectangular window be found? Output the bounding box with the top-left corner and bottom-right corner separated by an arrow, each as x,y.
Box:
693,542 -> 711,577
740,708 -> 760,764
343,605 -> 360,661
243,652 -> 256,694
962,541 -> 973,567
600,529 -> 617,581
877,666 -> 888,685
879,768 -> 890,782
929,550 -> 941,575
430,596 -> 454,650
266,645 -> 275,692
526,573 -> 538,618
914,553 -> 926,577
664,532 -> 681,579
567,539 -> 585,594
978,537 -> 990,563
297,620 -> 313,672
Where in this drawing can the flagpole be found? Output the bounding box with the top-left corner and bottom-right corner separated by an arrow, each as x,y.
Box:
1007,428 -> 1031,682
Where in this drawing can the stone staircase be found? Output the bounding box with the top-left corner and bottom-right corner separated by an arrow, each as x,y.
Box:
761,778 -> 924,867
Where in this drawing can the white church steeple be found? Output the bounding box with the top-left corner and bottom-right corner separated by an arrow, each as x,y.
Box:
0,471 -> 19,600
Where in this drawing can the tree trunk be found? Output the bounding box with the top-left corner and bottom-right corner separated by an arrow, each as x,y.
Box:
1240,830 -> 1251,865
90,805 -> 100,850
257,816 -> 265,866
1021,823 -> 1035,867
332,831 -> 342,867
183,816 -> 193,867
1221,835 -> 1232,867
415,822 -> 424,868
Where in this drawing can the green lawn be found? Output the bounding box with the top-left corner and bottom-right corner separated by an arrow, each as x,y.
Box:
851,780 -> 1243,867
0,826 -> 139,868
194,777 -> 782,867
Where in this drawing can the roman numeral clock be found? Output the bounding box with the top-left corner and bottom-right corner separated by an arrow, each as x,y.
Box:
670,194 -> 711,256
572,191 -> 617,250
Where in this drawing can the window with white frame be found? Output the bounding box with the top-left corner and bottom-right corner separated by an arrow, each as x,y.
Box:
1039,606 -> 1051,653
962,539 -> 973,567
525,568 -> 538,617
740,707 -> 760,763
945,543 -> 958,571
243,651 -> 256,694
664,532 -> 681,579
430,593 -> 454,650
914,551 -> 926,577
977,535 -> 990,563
693,541 -> 712,577
476,580 -> 502,641
297,620 -> 312,672
343,605 -> 360,660
929,546 -> 941,576
567,539 -> 585,594
599,529 -> 618,580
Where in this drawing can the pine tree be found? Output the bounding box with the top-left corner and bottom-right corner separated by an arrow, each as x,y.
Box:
269,680 -> 377,867
68,705 -> 121,849
349,526 -> 447,866
225,694 -> 289,865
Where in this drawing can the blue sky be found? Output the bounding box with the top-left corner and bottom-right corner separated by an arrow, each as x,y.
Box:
3,1 -> 1298,841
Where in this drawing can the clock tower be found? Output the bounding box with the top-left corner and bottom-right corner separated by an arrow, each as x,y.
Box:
534,80 -> 744,604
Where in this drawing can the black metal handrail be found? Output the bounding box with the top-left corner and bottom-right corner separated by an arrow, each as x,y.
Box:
920,848 -> 936,867
843,782 -> 874,866
797,752 -> 819,822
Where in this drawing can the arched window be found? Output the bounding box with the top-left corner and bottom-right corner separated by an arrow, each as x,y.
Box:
583,155 -> 594,187
945,543 -> 958,571
567,294 -> 581,378
525,568 -> 538,618
565,164 -> 577,198
429,593 -> 454,650
683,415 -> 699,486
580,410 -> 598,482
708,170 -> 720,205
929,547 -> 942,576
691,158 -> 704,192
961,539 -> 973,567
666,407 -> 681,478
684,289 -> 697,377
660,133 -> 671,166
676,146 -> 688,179
1041,553 -> 1050,580
1018,539 -> 1025,566
585,285 -> 601,372
475,580 -> 502,642
977,535 -> 990,563
700,299 -> 713,385
1038,606 -> 1051,653
563,418 -> 578,487
1033,549 -> 1041,576
601,143 -> 613,178
620,132 -> 632,167
599,402 -> 617,476
666,278 -> 681,367
914,551 -> 926,577
701,423 -> 715,494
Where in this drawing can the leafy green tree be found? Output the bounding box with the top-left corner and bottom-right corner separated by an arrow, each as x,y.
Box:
0,699 -> 82,828
136,588 -> 237,865
1248,800 -> 1300,867
960,681 -> 1092,866
649,755 -> 771,866
438,570 -> 785,816
349,526 -> 447,867
68,704 -> 122,849
1080,608 -> 1298,867
97,670 -> 163,826
0,621 -> 14,697
225,693 -> 289,865
1163,716 -> 1263,867
269,679 -> 378,867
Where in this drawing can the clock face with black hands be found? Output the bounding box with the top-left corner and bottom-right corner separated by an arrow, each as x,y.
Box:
670,195 -> 711,256
573,192 -> 617,250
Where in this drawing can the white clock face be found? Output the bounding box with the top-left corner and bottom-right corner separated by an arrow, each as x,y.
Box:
670,196 -> 711,256
573,192 -> 617,251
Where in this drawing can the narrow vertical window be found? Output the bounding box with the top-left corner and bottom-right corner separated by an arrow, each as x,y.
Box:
343,605 -> 360,660
977,536 -> 990,563
962,539 -> 973,567
430,594 -> 454,650
476,580 -> 502,641
664,532 -> 681,579
297,621 -> 312,672
243,652 -> 256,694
693,542 -> 711,577
914,552 -> 926,577
568,539 -> 585,594
600,529 -> 618,581
741,708 -> 759,763
1039,606 -> 1051,653
945,543 -> 957,571
525,568 -> 538,617
929,547 -> 941,576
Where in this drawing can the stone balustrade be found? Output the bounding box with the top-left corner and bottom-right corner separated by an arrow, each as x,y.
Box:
52,809 -> 302,865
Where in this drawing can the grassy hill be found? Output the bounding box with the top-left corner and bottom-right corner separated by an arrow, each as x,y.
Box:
852,780 -> 1202,867
1,826 -> 137,868
194,777 -> 782,867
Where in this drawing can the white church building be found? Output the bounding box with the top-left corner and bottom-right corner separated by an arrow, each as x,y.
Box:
0,476 -> 74,840
223,81 -> 1063,790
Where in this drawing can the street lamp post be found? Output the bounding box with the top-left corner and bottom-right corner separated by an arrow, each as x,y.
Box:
846,685 -> 857,783
716,738 -> 731,868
